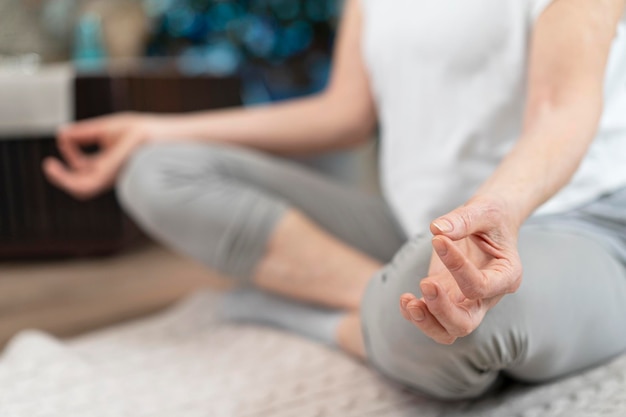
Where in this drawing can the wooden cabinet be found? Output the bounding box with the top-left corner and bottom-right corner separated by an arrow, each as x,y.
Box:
0,63 -> 241,258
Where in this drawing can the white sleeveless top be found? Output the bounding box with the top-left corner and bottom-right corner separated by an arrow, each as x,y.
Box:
360,0 -> 626,235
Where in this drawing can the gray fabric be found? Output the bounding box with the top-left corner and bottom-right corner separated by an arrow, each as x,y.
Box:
527,186 -> 626,264
362,225 -> 626,400
218,288 -> 345,346
116,142 -> 405,281
117,142 -> 626,401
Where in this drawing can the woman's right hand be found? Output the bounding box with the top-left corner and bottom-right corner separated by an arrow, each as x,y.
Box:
43,112 -> 161,200
399,196 -> 522,345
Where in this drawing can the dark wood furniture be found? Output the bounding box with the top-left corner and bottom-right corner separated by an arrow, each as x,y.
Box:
0,63 -> 241,258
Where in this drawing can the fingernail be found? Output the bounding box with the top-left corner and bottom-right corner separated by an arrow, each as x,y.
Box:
400,297 -> 409,309
421,283 -> 438,301
432,238 -> 447,256
433,219 -> 453,233
409,307 -> 425,321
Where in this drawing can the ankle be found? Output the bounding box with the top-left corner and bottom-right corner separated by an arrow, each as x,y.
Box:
336,314 -> 366,360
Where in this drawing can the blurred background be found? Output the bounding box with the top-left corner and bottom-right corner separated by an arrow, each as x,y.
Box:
0,0 -> 340,101
0,0 -> 378,347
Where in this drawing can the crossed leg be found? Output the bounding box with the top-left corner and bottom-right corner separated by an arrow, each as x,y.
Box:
252,210 -> 381,357
117,142 -> 626,400
116,142 -> 405,358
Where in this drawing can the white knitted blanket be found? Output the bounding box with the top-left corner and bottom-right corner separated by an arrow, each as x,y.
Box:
1,291 -> 625,417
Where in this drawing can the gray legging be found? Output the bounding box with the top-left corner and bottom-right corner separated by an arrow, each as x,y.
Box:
117,142 -> 626,400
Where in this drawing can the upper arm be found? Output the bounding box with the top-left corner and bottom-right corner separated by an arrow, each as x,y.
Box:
324,0 -> 377,136
527,0 -> 625,116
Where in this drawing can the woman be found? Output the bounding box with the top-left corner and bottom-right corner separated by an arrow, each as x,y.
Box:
44,0 -> 626,400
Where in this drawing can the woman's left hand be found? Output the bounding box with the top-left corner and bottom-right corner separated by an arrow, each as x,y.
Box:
399,196 -> 523,344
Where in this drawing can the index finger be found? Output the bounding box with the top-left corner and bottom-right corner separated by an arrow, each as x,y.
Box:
42,157 -> 102,200
56,121 -> 103,168
57,117 -> 111,144
432,236 -> 514,299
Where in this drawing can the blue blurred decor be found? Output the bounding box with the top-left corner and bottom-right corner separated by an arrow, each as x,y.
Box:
73,13 -> 108,70
144,0 -> 341,104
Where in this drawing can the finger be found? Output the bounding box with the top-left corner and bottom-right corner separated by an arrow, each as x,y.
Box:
42,157 -> 102,200
419,279 -> 483,337
428,248 -> 448,276
56,121 -> 109,169
430,204 -> 495,241
482,259 -> 523,295
433,236 -> 519,299
57,138 -> 90,170
405,299 -> 456,345
400,293 -> 416,310
399,293 -> 417,321
57,118 -> 110,144
72,132 -> 141,199
432,235 -> 502,299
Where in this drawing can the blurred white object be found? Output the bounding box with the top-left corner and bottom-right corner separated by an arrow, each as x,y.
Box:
0,53 -> 41,74
0,62 -> 74,138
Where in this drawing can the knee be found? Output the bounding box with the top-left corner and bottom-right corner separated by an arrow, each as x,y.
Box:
362,232 -> 538,400
117,144 -> 156,207
117,144 -> 171,223
372,329 -> 515,400
116,142 -> 226,225
366,272 -> 526,400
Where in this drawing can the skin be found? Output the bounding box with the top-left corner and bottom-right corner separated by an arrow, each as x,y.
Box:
43,0 -> 375,200
400,0 -> 626,344
44,0 -> 626,357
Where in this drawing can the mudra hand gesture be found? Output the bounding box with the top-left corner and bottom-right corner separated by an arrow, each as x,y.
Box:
400,196 -> 523,344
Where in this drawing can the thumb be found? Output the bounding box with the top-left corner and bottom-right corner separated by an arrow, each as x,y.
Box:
430,204 -> 493,240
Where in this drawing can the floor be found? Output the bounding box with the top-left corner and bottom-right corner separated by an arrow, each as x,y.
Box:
5,284 -> 626,416
0,241 -> 230,348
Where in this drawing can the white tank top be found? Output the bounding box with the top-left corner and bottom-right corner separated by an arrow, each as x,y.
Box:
360,0 -> 626,235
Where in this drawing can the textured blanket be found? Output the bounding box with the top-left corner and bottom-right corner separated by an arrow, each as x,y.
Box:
1,291 -> 625,417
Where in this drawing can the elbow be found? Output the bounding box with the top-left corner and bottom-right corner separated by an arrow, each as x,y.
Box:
321,88 -> 377,147
342,113 -> 377,146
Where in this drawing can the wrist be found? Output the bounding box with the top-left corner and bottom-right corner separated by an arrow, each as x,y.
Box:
464,192 -> 525,232
139,114 -> 181,145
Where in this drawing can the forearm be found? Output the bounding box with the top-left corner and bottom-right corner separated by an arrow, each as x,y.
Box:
470,0 -> 623,228
474,94 -> 602,227
147,90 -> 374,156
421,0 -> 626,338
139,0 -> 373,156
